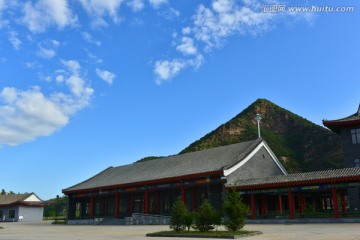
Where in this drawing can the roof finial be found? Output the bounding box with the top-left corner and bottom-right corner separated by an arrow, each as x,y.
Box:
255,114 -> 262,138
358,104 -> 360,116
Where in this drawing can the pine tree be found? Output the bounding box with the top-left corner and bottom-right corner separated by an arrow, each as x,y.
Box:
222,189 -> 248,231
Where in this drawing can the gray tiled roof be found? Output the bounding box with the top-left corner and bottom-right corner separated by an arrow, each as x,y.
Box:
0,193 -> 32,205
63,139 -> 262,192
228,167 -> 360,189
323,105 -> 360,133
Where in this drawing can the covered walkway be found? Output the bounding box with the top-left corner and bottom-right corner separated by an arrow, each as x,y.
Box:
228,168 -> 360,220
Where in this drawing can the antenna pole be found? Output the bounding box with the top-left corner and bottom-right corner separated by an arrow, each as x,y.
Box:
255,114 -> 262,138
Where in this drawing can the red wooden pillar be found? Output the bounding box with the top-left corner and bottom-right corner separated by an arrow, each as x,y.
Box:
288,190 -> 295,219
115,192 -> 119,218
251,194 -> 256,220
299,192 -> 304,215
261,195 -> 267,216
90,196 -> 95,219
127,193 -> 132,217
181,185 -> 186,204
278,194 -> 283,215
144,190 -> 149,214
157,190 -> 161,215
193,187 -> 197,210
340,190 -> 346,213
332,188 -> 339,219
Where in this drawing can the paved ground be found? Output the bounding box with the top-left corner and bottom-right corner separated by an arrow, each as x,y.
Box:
1,222 -> 360,240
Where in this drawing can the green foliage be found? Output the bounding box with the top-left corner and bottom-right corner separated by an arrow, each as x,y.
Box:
193,199 -> 217,232
183,211 -> 194,231
169,199 -> 187,232
1,189 -> 5,195
43,196 -> 68,218
222,190 -> 248,232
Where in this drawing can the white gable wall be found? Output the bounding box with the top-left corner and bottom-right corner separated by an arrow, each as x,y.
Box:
24,194 -> 41,202
224,141 -> 287,177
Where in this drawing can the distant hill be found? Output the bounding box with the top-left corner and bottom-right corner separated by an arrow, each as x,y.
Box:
180,99 -> 342,173
136,99 -> 342,173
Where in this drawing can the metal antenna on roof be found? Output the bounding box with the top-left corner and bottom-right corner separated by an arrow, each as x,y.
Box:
255,114 -> 262,138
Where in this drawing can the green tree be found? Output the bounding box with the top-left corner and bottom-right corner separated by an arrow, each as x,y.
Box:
183,210 -> 194,231
1,189 -> 5,195
193,199 -> 216,232
222,189 -> 248,232
169,198 -> 187,232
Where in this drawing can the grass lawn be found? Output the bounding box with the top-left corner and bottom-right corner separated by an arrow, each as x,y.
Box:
147,230 -> 262,238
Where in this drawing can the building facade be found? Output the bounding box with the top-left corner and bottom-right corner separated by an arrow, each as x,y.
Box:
323,105 -> 360,211
63,139 -> 287,222
63,105 -> 360,223
0,193 -> 44,222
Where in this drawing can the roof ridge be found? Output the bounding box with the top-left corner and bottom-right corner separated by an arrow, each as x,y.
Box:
131,139 -> 262,167
62,166 -> 114,192
223,138 -> 263,170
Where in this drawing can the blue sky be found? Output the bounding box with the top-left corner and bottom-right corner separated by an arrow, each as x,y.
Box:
0,0 -> 359,200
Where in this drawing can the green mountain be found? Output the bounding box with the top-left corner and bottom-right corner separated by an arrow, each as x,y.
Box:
180,99 -> 342,173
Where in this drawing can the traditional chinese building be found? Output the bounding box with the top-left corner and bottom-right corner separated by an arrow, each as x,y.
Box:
63,139 -> 287,223
323,104 -> 360,211
63,105 -> 360,223
0,193 -> 44,222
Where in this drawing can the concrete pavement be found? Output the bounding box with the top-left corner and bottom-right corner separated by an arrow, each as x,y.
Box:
0,221 -> 360,240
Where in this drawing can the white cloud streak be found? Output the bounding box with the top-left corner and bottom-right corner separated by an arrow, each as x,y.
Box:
22,0 -> 76,33
95,68 -> 116,85
8,31 -> 21,50
0,60 -> 93,147
154,0 -> 310,84
127,0 -> 144,12
82,32 -> 101,46
148,0 -> 167,9
78,0 -> 123,28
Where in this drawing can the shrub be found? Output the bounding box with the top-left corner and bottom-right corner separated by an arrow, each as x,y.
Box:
193,199 -> 216,232
222,189 -> 248,232
183,210 -> 194,231
169,198 -> 187,232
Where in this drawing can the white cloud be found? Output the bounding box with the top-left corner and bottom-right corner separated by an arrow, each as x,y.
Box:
154,0 -> 310,82
0,87 -> 69,146
61,59 -> 80,74
22,0 -> 76,33
37,46 -> 56,59
78,0 -> 123,28
148,0 -> 167,9
87,52 -> 103,64
154,59 -> 185,84
8,31 -> 21,50
82,32 -> 101,46
95,68 -> 116,85
176,37 -> 197,55
127,0 -> 144,12
36,39 -> 60,59
0,60 -> 94,147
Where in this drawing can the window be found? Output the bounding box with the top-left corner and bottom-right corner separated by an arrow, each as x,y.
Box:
355,159 -> 360,168
8,210 -> 15,219
351,128 -> 360,144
